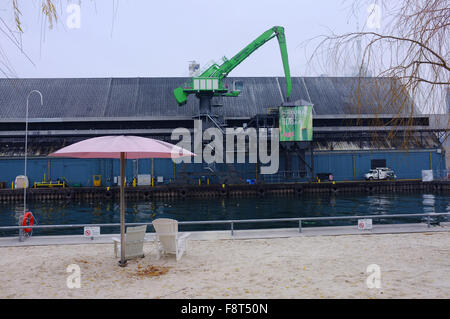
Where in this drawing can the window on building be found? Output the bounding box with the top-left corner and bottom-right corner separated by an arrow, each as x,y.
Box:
371,159 -> 386,169
233,80 -> 243,92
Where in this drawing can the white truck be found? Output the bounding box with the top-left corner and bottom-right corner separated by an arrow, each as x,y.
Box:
364,167 -> 396,180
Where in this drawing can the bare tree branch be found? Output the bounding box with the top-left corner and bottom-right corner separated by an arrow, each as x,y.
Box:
0,0 -> 60,77
307,0 -> 449,150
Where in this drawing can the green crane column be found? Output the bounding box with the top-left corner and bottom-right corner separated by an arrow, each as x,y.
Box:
198,94 -> 213,115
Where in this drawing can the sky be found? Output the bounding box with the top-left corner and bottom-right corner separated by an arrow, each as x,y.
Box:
0,0 -> 375,78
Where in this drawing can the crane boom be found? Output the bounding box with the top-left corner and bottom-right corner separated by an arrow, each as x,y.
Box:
174,26 -> 292,106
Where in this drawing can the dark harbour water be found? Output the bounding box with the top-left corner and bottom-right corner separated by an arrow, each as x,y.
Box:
0,192 -> 449,237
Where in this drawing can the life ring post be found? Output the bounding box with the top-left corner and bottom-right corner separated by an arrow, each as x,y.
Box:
21,211 -> 34,236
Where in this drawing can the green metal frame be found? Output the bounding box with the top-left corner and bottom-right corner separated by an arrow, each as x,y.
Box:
174,26 -> 292,105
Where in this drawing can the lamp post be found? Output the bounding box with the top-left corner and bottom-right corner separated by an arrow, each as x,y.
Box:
19,90 -> 43,242
23,90 -> 43,213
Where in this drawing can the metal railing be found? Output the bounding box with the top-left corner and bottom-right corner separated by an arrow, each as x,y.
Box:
0,213 -> 449,238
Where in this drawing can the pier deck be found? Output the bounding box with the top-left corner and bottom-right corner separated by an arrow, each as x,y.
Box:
1,222 -> 449,247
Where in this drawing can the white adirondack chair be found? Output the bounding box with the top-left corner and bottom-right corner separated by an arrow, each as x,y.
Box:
112,225 -> 147,260
152,218 -> 191,261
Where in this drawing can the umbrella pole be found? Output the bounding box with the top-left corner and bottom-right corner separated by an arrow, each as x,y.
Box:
118,152 -> 127,267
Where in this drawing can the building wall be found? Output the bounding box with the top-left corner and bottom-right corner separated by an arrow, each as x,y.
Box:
0,149 -> 445,187
444,138 -> 450,170
446,88 -> 450,169
311,150 -> 445,181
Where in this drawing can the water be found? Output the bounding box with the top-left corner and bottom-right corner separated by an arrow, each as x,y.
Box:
0,193 -> 449,237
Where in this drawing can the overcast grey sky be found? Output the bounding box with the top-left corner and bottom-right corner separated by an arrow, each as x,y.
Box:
0,0 -> 375,78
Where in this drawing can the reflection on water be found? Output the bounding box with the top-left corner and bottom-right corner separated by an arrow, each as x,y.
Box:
13,202 -> 27,227
0,192 -> 449,236
422,194 -> 435,213
367,195 -> 395,215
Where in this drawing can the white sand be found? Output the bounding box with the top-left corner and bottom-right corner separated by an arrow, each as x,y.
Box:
0,232 -> 449,299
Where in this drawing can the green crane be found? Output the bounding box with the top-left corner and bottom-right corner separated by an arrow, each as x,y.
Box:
173,26 -> 292,106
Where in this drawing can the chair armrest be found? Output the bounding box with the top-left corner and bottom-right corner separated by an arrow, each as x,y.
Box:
178,232 -> 191,241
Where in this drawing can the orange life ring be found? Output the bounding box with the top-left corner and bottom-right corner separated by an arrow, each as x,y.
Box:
22,212 -> 34,233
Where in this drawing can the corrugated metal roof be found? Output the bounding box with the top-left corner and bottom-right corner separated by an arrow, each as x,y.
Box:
0,77 -> 416,120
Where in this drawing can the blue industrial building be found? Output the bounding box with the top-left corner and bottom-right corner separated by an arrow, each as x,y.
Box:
0,77 -> 446,187
0,150 -> 444,187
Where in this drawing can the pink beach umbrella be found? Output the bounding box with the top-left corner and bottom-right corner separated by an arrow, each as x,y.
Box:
49,135 -> 195,266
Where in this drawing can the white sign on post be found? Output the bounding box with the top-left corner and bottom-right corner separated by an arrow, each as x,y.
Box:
84,226 -> 100,239
358,219 -> 373,230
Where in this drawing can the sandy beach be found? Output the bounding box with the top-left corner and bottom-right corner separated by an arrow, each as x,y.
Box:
1,232 -> 449,299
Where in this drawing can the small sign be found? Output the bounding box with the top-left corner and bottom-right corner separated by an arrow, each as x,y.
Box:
138,174 -> 151,186
279,105 -> 313,142
114,176 -> 127,185
84,226 -> 100,238
358,219 -> 373,230
421,170 -> 433,182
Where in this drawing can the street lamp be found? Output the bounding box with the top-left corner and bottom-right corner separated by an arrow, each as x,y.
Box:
23,90 -> 43,214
